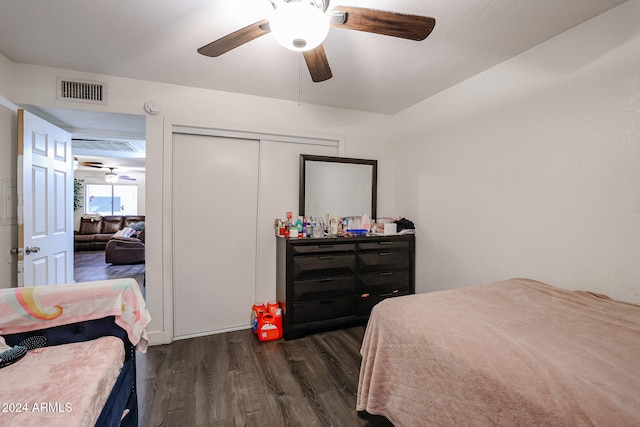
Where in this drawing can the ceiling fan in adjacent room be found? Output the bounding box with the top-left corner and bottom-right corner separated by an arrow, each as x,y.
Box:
75,158 -> 104,169
75,159 -> 137,183
197,0 -> 436,82
105,168 -> 137,183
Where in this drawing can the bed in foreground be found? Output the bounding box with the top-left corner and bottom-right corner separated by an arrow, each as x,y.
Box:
0,278 -> 150,427
357,278 -> 640,426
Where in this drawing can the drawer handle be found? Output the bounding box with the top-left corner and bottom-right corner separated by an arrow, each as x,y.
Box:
318,278 -> 335,282
318,244 -> 334,248
378,252 -> 393,256
378,272 -> 393,276
318,256 -> 334,260
380,290 -> 400,297
378,241 -> 393,245
318,300 -> 334,305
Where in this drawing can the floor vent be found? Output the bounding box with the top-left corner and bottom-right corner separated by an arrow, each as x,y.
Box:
57,77 -> 107,104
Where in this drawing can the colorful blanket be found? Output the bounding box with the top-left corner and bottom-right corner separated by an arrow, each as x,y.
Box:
0,278 -> 151,352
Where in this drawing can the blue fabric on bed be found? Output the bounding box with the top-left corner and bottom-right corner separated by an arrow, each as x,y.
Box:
4,316 -> 132,361
95,357 -> 137,427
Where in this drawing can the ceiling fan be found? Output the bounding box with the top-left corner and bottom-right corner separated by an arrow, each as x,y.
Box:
105,168 -> 137,183
75,159 -> 137,182
75,158 -> 104,169
197,0 -> 436,82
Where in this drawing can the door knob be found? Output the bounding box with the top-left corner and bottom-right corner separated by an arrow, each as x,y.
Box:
25,245 -> 40,255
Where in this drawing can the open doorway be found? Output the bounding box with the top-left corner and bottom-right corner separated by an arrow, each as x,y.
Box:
22,105 -> 146,285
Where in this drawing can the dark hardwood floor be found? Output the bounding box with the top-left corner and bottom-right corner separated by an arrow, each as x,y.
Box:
74,250 -> 145,286
74,251 -> 388,426
137,326 -> 393,427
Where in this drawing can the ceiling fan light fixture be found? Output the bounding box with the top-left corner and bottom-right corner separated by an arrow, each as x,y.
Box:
269,2 -> 329,52
105,169 -> 118,183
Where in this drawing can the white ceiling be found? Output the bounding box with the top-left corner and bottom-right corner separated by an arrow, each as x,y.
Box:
0,0 -> 628,116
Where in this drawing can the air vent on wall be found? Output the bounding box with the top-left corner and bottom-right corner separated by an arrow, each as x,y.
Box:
72,139 -> 141,153
56,77 -> 107,104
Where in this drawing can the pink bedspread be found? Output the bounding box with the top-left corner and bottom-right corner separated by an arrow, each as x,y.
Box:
357,278 -> 640,426
0,336 -> 124,427
0,278 -> 150,351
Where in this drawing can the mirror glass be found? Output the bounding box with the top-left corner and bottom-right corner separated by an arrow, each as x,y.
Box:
300,155 -> 377,219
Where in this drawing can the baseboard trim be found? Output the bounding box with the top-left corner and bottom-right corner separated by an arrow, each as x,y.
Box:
147,330 -> 172,346
173,324 -> 251,341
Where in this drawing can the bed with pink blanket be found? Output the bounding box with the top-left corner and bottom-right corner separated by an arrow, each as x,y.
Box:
0,278 -> 150,427
357,278 -> 640,426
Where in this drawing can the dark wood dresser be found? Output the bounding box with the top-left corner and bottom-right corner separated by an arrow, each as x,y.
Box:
276,234 -> 415,340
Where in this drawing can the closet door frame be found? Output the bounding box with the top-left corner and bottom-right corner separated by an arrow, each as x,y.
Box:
161,121 -> 343,342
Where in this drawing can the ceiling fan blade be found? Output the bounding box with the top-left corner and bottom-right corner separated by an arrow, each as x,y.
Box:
79,162 -> 104,168
198,19 -> 271,57
330,6 -> 435,41
303,44 -> 333,83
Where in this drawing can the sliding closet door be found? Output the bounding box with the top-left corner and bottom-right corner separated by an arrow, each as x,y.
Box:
255,140 -> 337,302
173,133 -> 259,338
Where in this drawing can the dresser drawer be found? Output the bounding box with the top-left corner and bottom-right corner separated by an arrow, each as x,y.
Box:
293,296 -> 356,324
357,290 -> 411,317
293,276 -> 355,301
358,270 -> 410,294
357,251 -> 410,273
357,239 -> 410,252
293,254 -> 355,280
292,243 -> 355,255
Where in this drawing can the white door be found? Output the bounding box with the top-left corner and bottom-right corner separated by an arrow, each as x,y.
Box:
17,109 -> 74,286
173,133 -> 260,338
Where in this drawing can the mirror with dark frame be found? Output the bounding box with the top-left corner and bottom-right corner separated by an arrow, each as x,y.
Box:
299,155 -> 377,219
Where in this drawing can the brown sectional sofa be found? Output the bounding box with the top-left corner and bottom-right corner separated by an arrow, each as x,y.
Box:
105,228 -> 145,265
75,215 -> 145,251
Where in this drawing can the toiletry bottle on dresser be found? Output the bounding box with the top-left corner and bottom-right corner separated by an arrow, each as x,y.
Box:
362,214 -> 370,233
311,218 -> 318,237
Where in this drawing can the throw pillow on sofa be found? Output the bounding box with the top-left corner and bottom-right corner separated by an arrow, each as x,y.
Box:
114,227 -> 137,238
129,222 -> 145,232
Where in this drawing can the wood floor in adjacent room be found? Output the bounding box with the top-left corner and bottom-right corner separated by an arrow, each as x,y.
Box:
137,326 -> 392,427
74,250 -> 145,285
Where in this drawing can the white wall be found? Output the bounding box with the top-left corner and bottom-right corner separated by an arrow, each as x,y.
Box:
392,0 -> 640,304
0,100 -> 18,289
0,55 -> 17,288
3,61 -> 396,343
0,53 -> 14,98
